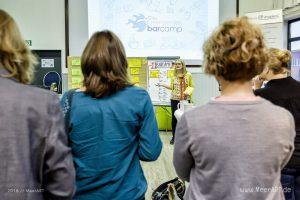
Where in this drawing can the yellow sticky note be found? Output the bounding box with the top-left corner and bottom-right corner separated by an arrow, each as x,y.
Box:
71,58 -> 81,66
131,76 -> 140,83
71,68 -> 82,76
167,70 -> 174,78
72,77 -> 82,84
128,58 -> 142,68
71,84 -> 81,89
130,68 -> 140,75
150,70 -> 159,78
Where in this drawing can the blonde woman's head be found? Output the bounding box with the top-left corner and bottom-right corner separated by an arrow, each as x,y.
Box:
268,48 -> 291,74
203,17 -> 268,82
173,59 -> 187,77
0,9 -> 36,84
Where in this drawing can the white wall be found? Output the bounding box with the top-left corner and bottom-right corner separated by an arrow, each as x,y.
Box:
239,0 -> 275,15
219,0 -> 237,23
69,0 -> 89,56
0,0 -> 66,72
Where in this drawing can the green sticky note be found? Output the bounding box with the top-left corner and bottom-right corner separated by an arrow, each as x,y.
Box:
72,77 -> 82,84
130,68 -> 140,75
71,59 -> 81,66
71,68 -> 82,76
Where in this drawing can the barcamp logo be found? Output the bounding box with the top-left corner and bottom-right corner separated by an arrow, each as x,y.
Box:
127,14 -> 182,33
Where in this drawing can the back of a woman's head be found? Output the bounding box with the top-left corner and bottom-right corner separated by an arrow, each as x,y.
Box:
81,30 -> 132,98
268,48 -> 291,74
203,17 -> 268,82
0,9 -> 36,84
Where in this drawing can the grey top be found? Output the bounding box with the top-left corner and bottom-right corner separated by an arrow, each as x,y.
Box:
173,98 -> 295,200
0,72 -> 75,200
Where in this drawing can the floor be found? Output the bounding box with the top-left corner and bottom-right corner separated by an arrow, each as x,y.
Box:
141,132 -> 177,200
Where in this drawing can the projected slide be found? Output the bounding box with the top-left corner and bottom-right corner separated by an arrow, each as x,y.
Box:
88,0 -> 219,60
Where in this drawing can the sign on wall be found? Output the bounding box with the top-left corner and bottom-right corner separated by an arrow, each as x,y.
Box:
32,50 -> 62,94
246,9 -> 284,49
246,9 -> 283,24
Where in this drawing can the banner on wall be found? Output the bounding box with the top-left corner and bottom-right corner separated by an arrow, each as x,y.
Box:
246,9 -> 284,49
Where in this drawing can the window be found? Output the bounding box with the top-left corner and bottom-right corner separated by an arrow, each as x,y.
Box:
288,18 -> 300,81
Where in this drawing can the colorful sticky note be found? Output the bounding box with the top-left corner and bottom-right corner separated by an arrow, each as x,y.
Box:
131,76 -> 140,83
128,58 -> 142,68
150,70 -> 159,78
167,70 -> 174,78
72,77 -> 82,84
130,68 -> 140,75
71,84 -> 81,89
71,58 -> 81,66
71,68 -> 82,76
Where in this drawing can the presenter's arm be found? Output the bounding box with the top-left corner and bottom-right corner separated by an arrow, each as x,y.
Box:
156,83 -> 172,90
138,91 -> 163,161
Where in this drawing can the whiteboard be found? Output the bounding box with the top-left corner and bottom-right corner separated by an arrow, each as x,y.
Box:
148,59 -> 174,105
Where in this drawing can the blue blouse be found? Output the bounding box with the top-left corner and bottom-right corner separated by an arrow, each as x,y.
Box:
60,86 -> 162,200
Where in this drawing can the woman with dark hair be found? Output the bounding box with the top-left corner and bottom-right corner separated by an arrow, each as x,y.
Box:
61,30 -> 162,200
0,9 -> 75,200
254,48 -> 300,200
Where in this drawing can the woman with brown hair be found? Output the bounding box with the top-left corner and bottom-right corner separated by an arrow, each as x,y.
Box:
173,17 -> 295,200
0,9 -> 75,200
61,30 -> 162,200
255,48 -> 300,200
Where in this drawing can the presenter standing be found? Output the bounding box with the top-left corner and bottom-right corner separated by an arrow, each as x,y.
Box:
157,59 -> 194,144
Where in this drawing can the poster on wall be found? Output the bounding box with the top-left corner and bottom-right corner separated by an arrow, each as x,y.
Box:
148,59 -> 175,105
32,50 -> 62,94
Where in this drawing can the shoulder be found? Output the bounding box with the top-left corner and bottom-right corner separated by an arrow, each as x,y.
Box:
290,77 -> 300,88
260,99 -> 293,123
254,87 -> 270,98
123,86 -> 149,97
116,86 -> 151,105
186,72 -> 192,77
6,78 -> 58,103
2,78 -> 60,119
182,103 -> 213,124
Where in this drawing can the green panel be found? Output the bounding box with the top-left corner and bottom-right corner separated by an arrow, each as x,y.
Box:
155,106 -> 172,131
